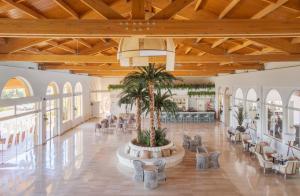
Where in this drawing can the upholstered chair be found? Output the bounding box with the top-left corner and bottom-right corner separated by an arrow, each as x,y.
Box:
194,135 -> 202,146
241,134 -> 251,151
262,146 -> 275,161
153,159 -> 167,181
182,135 -> 191,149
196,153 -> 209,169
94,123 -> 101,132
273,161 -> 299,179
209,151 -> 221,168
196,146 -> 208,154
255,152 -> 273,174
132,160 -> 145,182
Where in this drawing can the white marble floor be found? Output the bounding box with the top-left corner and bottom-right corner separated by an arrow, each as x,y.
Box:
0,119 -> 300,196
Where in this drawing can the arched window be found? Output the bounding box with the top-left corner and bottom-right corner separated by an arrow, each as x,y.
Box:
45,82 -> 59,141
234,88 -> 244,107
265,89 -> 283,140
46,82 -> 59,96
287,91 -> 300,148
62,82 -> 72,122
1,77 -> 32,99
74,82 -> 83,118
246,89 -> 259,130
0,77 -> 37,163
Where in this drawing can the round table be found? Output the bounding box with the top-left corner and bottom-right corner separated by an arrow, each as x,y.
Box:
144,165 -> 158,189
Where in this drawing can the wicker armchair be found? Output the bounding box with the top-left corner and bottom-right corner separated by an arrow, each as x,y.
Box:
273,161 -> 299,179
182,135 -> 192,149
132,160 -> 145,182
255,152 -> 273,174
153,159 -> 167,181
209,151 -> 221,169
196,153 -> 209,169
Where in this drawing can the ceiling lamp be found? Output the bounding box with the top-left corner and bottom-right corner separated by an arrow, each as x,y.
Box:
117,37 -> 175,71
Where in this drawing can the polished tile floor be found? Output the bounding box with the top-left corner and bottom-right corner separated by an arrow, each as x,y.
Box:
0,119 -> 300,196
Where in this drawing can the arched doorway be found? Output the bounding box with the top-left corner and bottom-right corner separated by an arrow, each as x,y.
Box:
45,82 -> 59,141
265,89 -> 283,140
0,77 -> 38,163
234,88 -> 244,128
287,91 -> 300,148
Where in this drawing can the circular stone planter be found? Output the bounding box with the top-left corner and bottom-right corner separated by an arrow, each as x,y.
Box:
128,140 -> 174,153
116,141 -> 185,169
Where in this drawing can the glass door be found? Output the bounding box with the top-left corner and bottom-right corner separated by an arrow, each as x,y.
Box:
46,99 -> 58,141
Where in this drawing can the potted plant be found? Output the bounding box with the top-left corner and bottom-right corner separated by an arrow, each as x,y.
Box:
234,106 -> 246,132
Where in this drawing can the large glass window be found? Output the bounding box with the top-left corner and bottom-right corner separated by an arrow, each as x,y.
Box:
0,77 -> 38,164
287,91 -> 300,148
265,89 -> 283,140
246,89 -> 259,130
63,82 -> 72,122
74,82 -> 82,118
234,88 -> 244,127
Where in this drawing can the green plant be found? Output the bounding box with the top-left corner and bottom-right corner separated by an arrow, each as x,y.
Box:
187,91 -> 215,97
107,83 -> 215,91
137,128 -> 169,147
143,89 -> 178,129
118,81 -> 147,138
123,64 -> 177,147
234,106 -> 246,132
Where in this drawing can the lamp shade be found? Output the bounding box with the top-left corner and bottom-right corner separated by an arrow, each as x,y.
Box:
117,37 -> 175,71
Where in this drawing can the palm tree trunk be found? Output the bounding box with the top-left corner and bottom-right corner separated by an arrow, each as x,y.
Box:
136,97 -> 142,142
157,110 -> 161,130
148,81 -> 155,147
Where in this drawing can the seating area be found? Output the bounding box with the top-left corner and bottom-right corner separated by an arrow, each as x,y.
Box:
227,127 -> 300,179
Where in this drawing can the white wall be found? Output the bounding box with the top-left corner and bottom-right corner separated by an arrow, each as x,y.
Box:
0,65 -> 100,144
214,64 -> 300,157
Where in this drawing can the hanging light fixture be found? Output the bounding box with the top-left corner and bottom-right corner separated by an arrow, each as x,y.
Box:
117,37 -> 175,71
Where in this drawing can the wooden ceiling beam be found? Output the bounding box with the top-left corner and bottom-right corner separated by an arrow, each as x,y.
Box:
0,38 -> 51,53
1,0 -> 45,19
80,0 -> 125,19
47,40 -> 76,53
53,0 -> 79,19
211,38 -> 229,48
0,19 -> 299,38
131,0 -> 144,19
41,63 -> 264,71
80,40 -> 118,55
227,40 -> 253,53
74,38 -> 92,48
218,0 -> 241,19
194,0 -> 208,11
2,54 -> 300,64
150,0 -> 194,19
252,0 -> 289,19
291,37 -> 300,44
259,0 -> 300,13
249,38 -> 300,53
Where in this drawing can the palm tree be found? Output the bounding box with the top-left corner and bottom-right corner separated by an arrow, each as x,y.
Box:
123,64 -> 176,146
144,89 -> 178,130
118,81 -> 147,139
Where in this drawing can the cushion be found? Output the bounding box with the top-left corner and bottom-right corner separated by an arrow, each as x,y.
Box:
152,151 -> 162,158
140,150 -> 151,159
129,149 -> 140,158
162,149 -> 171,157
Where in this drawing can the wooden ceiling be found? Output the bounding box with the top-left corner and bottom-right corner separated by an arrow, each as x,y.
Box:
0,0 -> 299,77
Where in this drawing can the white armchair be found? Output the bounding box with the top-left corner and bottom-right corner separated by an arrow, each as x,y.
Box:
255,152 -> 273,174
262,146 -> 276,161
241,134 -> 251,151
273,161 -> 299,179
